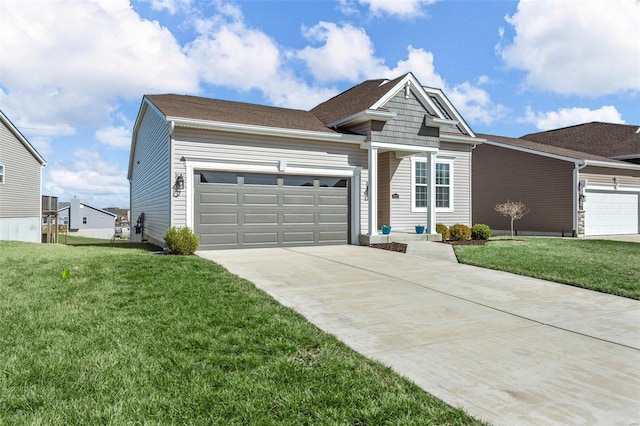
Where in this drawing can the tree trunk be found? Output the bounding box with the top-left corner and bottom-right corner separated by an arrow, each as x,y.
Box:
510,218 -> 514,239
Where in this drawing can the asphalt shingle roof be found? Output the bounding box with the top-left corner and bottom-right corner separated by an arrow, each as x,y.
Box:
521,122 -> 640,158
145,94 -> 337,134
477,133 -> 633,164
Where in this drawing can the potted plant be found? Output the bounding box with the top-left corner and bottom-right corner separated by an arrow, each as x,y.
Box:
415,224 -> 425,234
381,225 -> 392,235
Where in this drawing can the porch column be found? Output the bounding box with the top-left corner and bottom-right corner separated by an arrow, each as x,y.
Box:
367,147 -> 378,235
427,151 -> 437,234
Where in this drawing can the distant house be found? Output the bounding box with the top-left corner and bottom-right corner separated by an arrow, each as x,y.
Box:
0,109 -> 47,243
58,198 -> 117,239
128,73 -> 483,249
473,123 -> 640,237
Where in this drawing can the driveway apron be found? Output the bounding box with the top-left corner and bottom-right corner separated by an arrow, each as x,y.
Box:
198,245 -> 640,425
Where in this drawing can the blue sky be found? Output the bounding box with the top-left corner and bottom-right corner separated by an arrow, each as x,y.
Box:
1,0 -> 638,208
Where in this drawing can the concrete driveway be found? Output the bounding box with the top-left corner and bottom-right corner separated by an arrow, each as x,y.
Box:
198,244 -> 640,425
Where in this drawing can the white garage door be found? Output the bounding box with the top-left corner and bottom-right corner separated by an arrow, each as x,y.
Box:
584,190 -> 639,235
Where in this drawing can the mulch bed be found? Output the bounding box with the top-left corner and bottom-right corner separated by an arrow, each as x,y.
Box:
369,242 -> 407,253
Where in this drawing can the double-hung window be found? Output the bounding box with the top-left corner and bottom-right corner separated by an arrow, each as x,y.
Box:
411,157 -> 454,212
0,164 -> 4,184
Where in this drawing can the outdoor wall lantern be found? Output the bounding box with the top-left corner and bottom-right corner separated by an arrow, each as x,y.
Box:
613,176 -> 619,190
173,174 -> 185,197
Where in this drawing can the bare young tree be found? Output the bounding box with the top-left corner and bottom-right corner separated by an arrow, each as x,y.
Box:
495,200 -> 528,239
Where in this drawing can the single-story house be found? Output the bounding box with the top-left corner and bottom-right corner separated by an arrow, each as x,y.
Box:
473,130 -> 640,236
58,198 -> 117,239
128,73 -> 484,249
0,108 -> 46,243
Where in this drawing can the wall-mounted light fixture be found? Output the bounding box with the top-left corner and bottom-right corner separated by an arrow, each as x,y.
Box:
613,176 -> 619,190
173,174 -> 185,197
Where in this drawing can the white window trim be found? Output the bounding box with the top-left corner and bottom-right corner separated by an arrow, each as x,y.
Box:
411,156 -> 454,213
435,158 -> 454,213
0,164 -> 4,184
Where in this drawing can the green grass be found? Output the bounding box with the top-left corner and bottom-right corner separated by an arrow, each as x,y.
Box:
61,234 -> 158,251
0,241 -> 482,425
454,238 -> 640,299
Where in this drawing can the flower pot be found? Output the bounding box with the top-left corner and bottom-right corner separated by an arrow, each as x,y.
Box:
381,225 -> 392,235
415,225 -> 425,234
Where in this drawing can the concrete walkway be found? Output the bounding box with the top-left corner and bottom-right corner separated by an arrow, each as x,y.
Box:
198,244 -> 640,425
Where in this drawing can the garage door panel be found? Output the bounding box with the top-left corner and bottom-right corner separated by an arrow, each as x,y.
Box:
584,190 -> 639,235
243,213 -> 278,225
283,213 -> 315,224
242,232 -> 279,244
200,192 -> 238,205
282,194 -> 315,206
244,193 -> 278,205
199,213 -> 238,225
195,171 -> 349,249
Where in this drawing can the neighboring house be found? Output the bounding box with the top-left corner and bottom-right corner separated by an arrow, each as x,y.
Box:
58,198 -> 117,239
0,109 -> 46,243
104,207 -> 130,226
473,129 -> 640,237
128,73 -> 483,250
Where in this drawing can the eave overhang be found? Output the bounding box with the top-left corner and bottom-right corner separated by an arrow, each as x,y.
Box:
328,109 -> 397,129
169,117 -> 366,144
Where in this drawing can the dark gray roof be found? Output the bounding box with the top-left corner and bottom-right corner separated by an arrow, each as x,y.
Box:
477,133 -> 632,164
145,94 -> 337,134
310,74 -> 408,125
522,122 -> 640,158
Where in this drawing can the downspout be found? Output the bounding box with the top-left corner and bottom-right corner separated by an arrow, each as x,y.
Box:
168,120 -> 175,235
573,162 -> 587,237
469,144 -> 477,225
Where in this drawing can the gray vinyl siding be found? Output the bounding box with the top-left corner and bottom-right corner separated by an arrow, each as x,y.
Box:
130,106 -> 171,245
0,120 -> 41,218
437,143 -> 472,226
472,144 -> 574,234
171,128 -> 368,232
371,90 -> 439,148
580,166 -> 640,187
386,146 -> 471,231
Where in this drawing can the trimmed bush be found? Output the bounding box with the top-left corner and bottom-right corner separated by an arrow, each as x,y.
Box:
164,226 -> 200,255
435,223 -> 450,241
449,224 -> 471,241
471,224 -> 492,240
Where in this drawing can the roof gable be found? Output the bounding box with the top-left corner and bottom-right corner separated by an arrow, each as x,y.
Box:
0,109 -> 46,166
522,122 -> 640,159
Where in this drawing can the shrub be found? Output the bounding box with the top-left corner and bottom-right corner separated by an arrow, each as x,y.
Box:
435,223 -> 450,241
449,223 -> 471,241
471,224 -> 492,240
164,226 -> 200,255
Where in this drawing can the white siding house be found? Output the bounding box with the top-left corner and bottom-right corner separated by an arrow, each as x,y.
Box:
0,109 -> 46,243
129,73 -> 483,249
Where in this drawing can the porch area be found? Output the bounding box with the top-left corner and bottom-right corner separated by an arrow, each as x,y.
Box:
359,230 -> 442,245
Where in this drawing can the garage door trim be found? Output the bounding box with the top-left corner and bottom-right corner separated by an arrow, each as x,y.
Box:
584,188 -> 640,235
183,157 -> 361,244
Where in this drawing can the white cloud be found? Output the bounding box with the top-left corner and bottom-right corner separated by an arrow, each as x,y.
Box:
140,0 -> 193,15
499,0 -> 640,96
448,80 -> 509,126
185,5 -> 281,91
298,22 -> 385,82
44,149 -> 129,206
95,126 -> 132,148
0,0 -> 199,135
385,46 -> 446,89
521,105 -> 626,130
359,0 -> 436,18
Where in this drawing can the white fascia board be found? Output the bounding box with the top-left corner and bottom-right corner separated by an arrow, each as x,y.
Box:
482,140 -> 582,164
328,109 -> 397,128
439,134 -> 484,145
361,141 -> 439,153
583,159 -> 640,171
169,117 -> 366,144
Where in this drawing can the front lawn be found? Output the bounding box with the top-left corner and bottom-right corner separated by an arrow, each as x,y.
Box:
0,241 -> 482,425
454,238 -> 640,299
